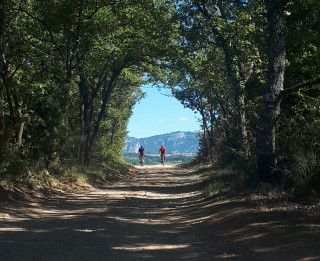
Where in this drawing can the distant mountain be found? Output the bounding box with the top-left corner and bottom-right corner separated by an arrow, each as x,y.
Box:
123,131 -> 199,154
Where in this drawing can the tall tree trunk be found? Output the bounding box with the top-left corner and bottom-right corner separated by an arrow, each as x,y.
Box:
84,86 -> 113,165
209,103 -> 216,162
256,0 -> 286,181
17,121 -> 24,147
199,105 -> 209,158
78,72 -> 88,162
235,88 -> 250,159
0,0 -> 4,137
84,70 -> 121,165
64,1 -> 83,137
0,94 -> 4,136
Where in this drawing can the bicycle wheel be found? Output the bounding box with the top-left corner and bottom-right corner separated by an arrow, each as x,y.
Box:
139,157 -> 144,166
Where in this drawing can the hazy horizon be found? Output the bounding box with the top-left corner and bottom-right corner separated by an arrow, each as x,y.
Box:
126,130 -> 199,139
127,85 -> 201,138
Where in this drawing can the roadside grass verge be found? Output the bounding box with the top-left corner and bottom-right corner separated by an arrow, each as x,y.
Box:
199,165 -> 249,198
193,163 -> 320,218
67,161 -> 130,185
0,160 -> 130,201
191,164 -> 320,245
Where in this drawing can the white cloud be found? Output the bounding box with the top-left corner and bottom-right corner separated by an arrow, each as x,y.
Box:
159,119 -> 165,124
179,117 -> 188,121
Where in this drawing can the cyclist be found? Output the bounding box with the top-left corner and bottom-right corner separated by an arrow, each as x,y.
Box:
159,145 -> 166,164
138,146 -> 145,165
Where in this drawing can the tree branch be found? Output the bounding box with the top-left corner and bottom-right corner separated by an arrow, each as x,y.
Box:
281,77 -> 320,97
16,8 -> 56,45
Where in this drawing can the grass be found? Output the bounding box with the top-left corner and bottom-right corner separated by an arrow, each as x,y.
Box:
194,163 -> 320,218
200,166 -> 248,198
71,161 -> 129,185
0,160 -> 130,201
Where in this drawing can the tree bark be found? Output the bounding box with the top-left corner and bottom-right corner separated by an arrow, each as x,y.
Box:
209,103 -> 216,162
17,121 -> 24,147
84,86 -> 113,165
0,94 -> 4,136
256,0 -> 286,181
84,69 -> 121,165
78,71 -> 89,162
0,0 -> 4,136
235,87 -> 250,159
199,106 -> 209,158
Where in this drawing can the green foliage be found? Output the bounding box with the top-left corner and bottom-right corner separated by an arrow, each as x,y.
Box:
202,166 -> 248,197
0,0 -> 319,201
163,0 -> 320,199
289,149 -> 319,190
67,162 -> 129,185
0,145 -> 28,182
277,115 -> 320,197
152,0 -> 268,166
273,0 -> 320,197
0,0 -> 177,191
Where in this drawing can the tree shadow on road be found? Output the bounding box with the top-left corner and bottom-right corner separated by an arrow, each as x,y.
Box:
0,166 -> 319,260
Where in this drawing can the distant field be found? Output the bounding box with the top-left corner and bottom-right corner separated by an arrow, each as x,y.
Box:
123,153 -> 197,165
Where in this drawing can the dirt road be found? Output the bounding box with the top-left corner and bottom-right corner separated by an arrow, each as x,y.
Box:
0,165 -> 319,260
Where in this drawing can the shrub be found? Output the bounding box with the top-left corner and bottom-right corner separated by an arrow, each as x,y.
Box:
285,149 -> 320,197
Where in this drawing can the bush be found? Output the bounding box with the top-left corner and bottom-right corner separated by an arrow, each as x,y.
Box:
202,165 -> 249,197
285,149 -> 320,197
0,145 -> 29,184
277,113 -> 320,199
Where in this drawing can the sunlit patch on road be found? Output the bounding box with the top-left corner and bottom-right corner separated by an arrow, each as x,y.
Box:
112,244 -> 190,251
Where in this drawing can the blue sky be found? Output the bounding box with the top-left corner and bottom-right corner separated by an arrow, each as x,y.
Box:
127,85 -> 201,138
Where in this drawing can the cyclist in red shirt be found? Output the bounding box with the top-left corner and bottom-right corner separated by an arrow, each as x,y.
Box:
159,145 -> 166,164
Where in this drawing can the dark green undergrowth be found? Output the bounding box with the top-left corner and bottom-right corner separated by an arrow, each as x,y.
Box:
0,158 -> 130,201
199,165 -> 252,198
195,162 -> 320,205
68,161 -> 130,185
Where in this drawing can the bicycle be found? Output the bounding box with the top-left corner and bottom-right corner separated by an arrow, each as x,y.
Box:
160,153 -> 165,166
139,155 -> 144,166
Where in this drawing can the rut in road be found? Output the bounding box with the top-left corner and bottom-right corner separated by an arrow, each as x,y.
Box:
1,165 -> 319,261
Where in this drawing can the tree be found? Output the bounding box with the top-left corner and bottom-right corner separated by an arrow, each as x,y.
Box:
256,0 -> 287,181
190,0 -> 257,160
0,0 -> 177,179
158,0 -> 266,163
0,0 -> 4,137
71,0 -> 175,164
